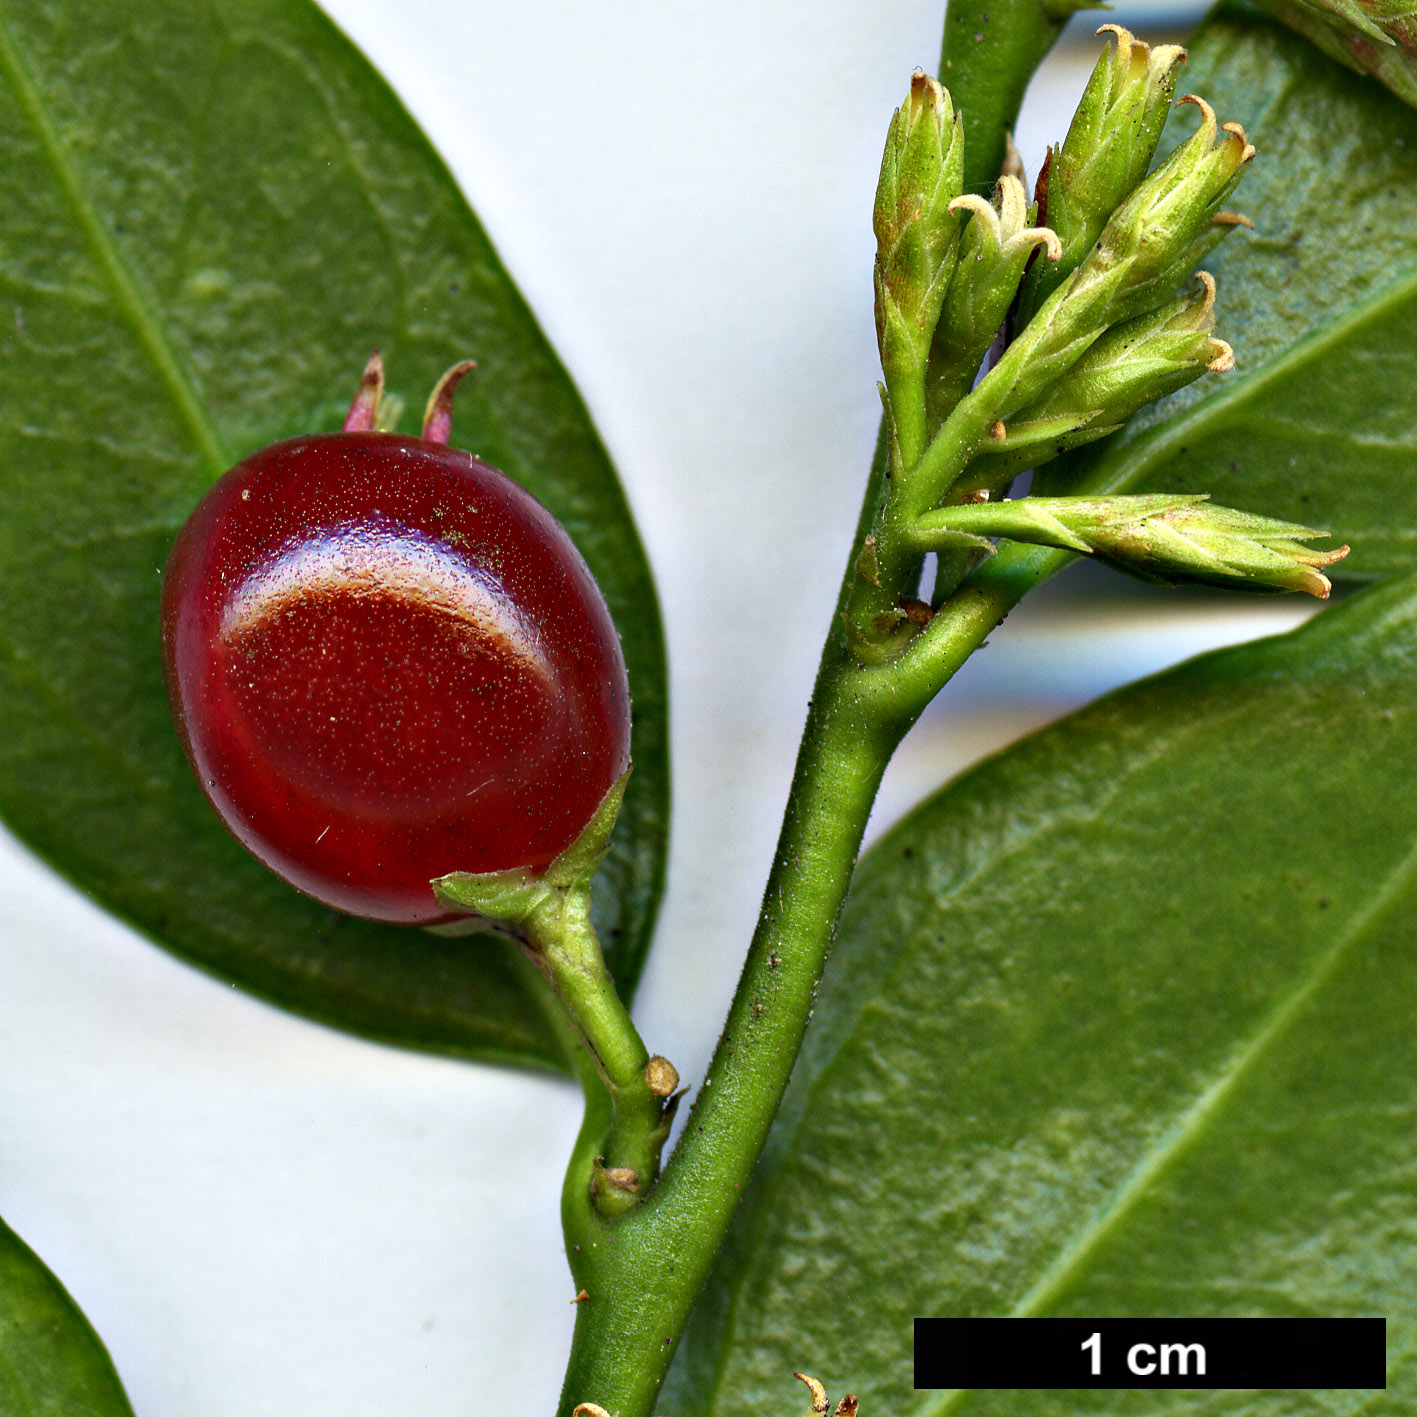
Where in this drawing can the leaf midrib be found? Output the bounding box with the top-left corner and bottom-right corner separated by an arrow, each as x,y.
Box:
0,4 -> 229,477
917,825 -> 1417,1417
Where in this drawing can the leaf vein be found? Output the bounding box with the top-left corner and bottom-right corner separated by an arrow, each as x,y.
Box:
0,5 -> 229,476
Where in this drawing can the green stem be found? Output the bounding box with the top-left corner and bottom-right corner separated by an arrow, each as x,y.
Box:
886,362 -> 929,474
551,5 -> 1082,1409
511,950 -> 615,1255
895,540 -> 1072,705
555,540 -> 1081,1417
842,377 -> 999,653
942,0 -> 1076,195
525,892 -> 671,1213
906,382 -> 1001,517
555,644 -> 901,1416
528,891 -> 649,1094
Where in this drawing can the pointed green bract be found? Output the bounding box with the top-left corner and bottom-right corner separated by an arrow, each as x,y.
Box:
0,0 -> 668,1070
666,573 -> 1417,1414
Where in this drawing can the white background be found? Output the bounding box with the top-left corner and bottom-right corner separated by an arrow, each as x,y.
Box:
1,2 -> 1298,1414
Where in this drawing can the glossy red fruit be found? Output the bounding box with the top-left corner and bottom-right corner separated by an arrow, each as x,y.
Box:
162,356 -> 631,925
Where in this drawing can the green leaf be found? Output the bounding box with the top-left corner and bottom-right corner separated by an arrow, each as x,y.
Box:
1040,1 -> 1417,579
0,0 -> 668,1071
0,1216 -> 134,1416
666,576 -> 1417,1412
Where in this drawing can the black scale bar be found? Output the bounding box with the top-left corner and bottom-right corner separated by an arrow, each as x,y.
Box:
914,1317 -> 1387,1390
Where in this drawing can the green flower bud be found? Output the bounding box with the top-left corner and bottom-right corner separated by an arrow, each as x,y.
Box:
968,272 -> 1232,483
873,71 -> 966,386
1093,94 -> 1256,323
1257,0 -> 1417,107
925,176 -> 1061,427
1019,25 -> 1187,325
913,493 -> 1349,598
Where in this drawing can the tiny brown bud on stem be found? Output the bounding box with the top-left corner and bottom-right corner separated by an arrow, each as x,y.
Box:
645,1055 -> 679,1097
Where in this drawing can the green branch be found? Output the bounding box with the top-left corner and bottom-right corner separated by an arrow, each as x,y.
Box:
435,776 -> 679,1218
941,0 -> 1088,194
551,534 -> 1086,1417
547,9 -> 1265,1414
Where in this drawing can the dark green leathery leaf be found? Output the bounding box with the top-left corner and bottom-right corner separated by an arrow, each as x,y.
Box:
0,0 -> 667,1069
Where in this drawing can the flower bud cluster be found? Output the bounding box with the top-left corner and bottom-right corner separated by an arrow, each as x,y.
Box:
872,34 -> 1252,477
913,493 -> 1350,598
1018,25 -> 1187,324
1261,0 -> 1417,107
841,28 -> 1337,659
977,95 -> 1253,441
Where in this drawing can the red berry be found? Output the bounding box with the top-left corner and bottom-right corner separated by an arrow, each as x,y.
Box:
161,357 -> 631,925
